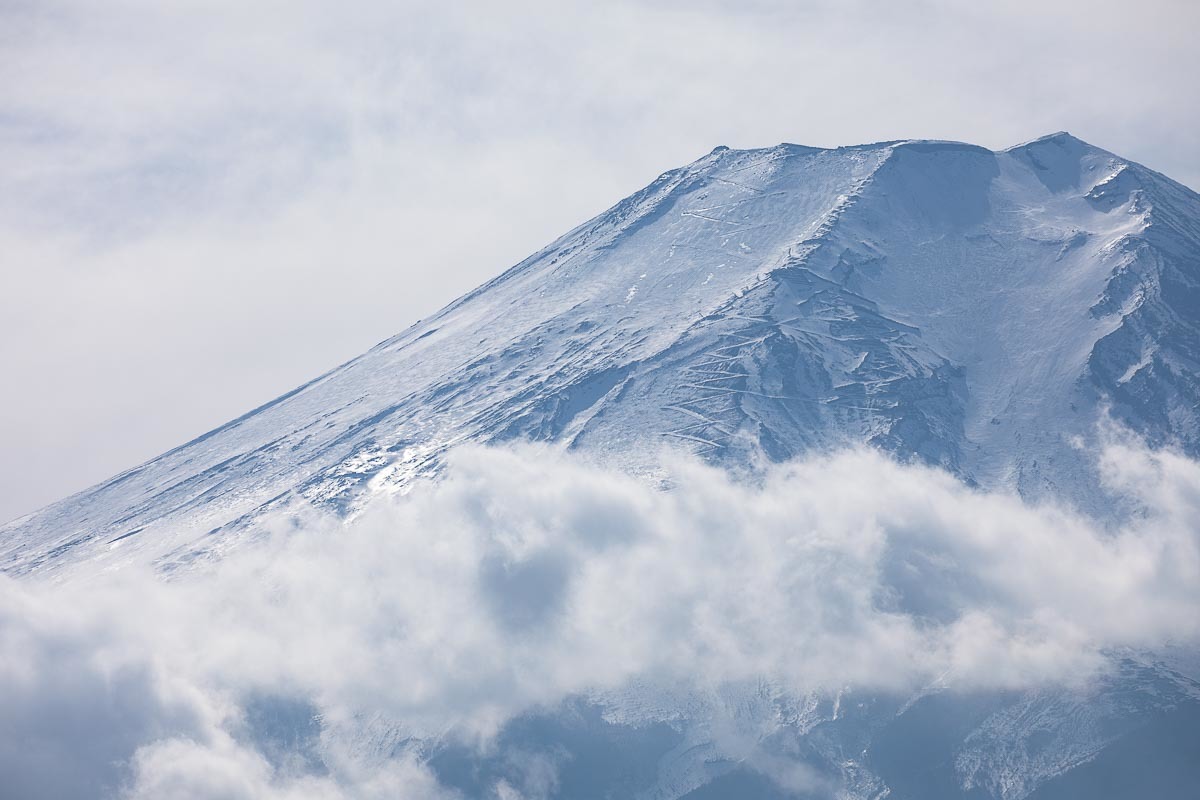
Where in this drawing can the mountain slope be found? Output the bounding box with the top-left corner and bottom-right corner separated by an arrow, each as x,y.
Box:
5,132 -> 1199,577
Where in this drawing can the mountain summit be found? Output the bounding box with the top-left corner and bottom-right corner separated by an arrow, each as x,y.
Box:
6,133 -> 1199,575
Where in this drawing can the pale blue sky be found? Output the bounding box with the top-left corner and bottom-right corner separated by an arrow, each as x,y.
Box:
2,0 -> 1197,521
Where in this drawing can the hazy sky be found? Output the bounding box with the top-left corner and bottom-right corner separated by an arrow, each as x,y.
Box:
2,0 -> 1198,522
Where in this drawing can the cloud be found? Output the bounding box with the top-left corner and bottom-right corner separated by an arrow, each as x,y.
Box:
124,738 -> 452,800
1,438 -> 1198,797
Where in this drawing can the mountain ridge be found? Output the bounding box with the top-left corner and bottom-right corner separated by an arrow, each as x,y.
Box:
4,133 -> 1199,578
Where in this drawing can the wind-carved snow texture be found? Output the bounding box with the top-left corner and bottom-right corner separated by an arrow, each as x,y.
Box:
3,132 -> 1200,799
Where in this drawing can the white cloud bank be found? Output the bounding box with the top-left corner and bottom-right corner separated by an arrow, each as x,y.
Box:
2,439 -> 1199,798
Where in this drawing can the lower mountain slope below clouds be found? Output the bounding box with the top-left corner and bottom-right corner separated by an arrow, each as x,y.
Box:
3,133 -> 1200,800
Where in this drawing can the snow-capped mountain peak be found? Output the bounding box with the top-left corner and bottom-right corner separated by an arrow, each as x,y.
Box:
4,133 -> 1200,800
4,134 -> 1199,578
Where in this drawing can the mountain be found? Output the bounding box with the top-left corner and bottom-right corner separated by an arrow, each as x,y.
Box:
4,133 -> 1200,799
6,132 -> 1200,576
